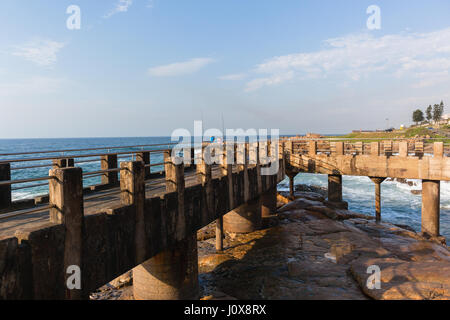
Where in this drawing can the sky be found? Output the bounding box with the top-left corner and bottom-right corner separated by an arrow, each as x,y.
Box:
1,0 -> 450,138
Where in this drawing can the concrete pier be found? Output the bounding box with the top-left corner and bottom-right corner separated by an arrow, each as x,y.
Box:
421,179 -> 440,237
132,234 -> 199,300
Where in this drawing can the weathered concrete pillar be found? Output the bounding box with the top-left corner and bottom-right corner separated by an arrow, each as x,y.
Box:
100,154 -> 118,185
287,172 -> 296,198
49,167 -> 84,300
224,144 -> 262,233
328,174 -> 342,202
421,180 -> 440,237
261,186 -> 277,217
136,151 -> 151,179
133,234 -> 199,300
369,177 -> 386,222
217,143 -> 234,252
0,163 -> 11,210
133,154 -> 199,300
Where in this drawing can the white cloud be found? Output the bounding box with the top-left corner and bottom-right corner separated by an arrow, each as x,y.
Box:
245,27 -> 450,91
0,76 -> 65,96
245,72 -> 294,92
218,73 -> 247,81
104,0 -> 133,18
11,39 -> 65,66
148,58 -> 215,77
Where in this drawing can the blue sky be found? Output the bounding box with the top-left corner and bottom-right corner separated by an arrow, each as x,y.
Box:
1,0 -> 450,138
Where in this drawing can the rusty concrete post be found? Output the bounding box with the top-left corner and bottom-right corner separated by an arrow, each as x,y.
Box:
0,163 -> 11,210
133,153 -> 199,300
48,167 -> 84,300
136,151 -> 151,179
100,154 -> 118,185
369,177 -> 386,222
421,180 -> 440,237
120,161 -> 146,262
328,174 -> 342,202
288,172 -> 296,198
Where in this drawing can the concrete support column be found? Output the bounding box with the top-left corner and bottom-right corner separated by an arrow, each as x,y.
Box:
421,180 -> 440,237
133,154 -> 199,300
369,177 -> 386,222
0,163 -> 11,210
49,167 -> 84,300
100,154 -> 118,185
133,234 -> 199,300
287,172 -> 296,198
261,186 -> 277,217
223,198 -> 262,233
328,174 -> 342,202
136,151 -> 151,179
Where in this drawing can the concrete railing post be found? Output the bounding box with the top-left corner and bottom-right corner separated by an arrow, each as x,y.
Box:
327,174 -> 342,202
415,141 -> 424,157
100,154 -> 118,185
309,141 -> 317,156
369,177 -> 386,222
120,161 -> 146,262
136,151 -> 151,179
335,142 -> 344,155
52,158 -> 74,169
0,163 -> 11,210
399,141 -> 408,157
384,141 -> 393,156
371,142 -> 380,156
48,167 -> 84,300
355,142 -> 363,155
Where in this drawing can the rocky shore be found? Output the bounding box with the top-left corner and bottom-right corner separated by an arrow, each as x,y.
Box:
91,186 -> 450,300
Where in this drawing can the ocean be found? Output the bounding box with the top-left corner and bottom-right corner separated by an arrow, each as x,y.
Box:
1,137 -> 448,240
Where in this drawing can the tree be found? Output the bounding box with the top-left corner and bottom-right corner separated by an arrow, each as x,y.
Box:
426,105 -> 433,122
433,103 -> 443,123
440,100 -> 445,117
412,109 -> 424,125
